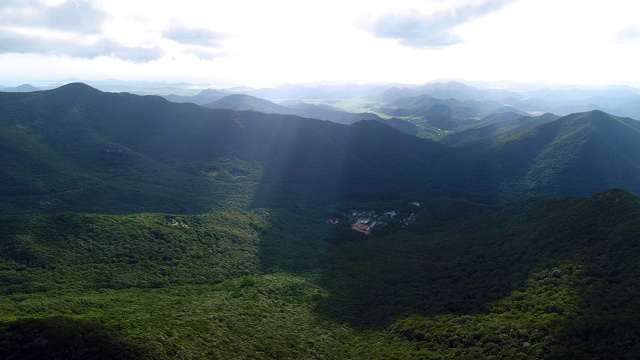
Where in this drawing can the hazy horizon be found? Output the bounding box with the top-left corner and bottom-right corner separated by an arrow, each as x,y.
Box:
2,0 -> 640,88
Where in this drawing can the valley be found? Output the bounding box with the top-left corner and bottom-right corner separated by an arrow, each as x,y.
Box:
1,82 -> 640,359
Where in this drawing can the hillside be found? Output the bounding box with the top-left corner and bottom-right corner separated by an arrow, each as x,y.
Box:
489,110 -> 640,199
2,85 -> 640,214
1,190 -> 639,358
318,189 -> 640,358
378,94 -> 511,130
0,83 -> 451,214
3,83 -> 640,358
440,112 -> 560,146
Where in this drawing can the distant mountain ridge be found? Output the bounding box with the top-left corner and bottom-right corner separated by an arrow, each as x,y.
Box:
204,93 -> 417,133
440,112 -> 560,146
163,88 -> 228,105
1,83 -> 639,214
0,84 -> 40,92
378,93 -> 518,130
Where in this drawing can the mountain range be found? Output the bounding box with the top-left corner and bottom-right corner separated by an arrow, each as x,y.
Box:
1,83 -> 640,214
2,82 -> 640,358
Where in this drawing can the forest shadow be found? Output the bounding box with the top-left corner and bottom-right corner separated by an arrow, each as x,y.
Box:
312,197 -> 541,328
0,316 -> 159,360
311,194 -> 639,330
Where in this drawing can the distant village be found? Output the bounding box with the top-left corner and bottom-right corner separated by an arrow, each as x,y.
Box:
329,202 -> 420,235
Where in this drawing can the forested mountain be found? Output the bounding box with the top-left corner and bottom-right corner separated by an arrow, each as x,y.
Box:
1,189 -> 639,358
2,83 -> 640,358
378,93 -> 517,130
162,88 -> 228,105
1,84 -> 640,213
489,110 -> 640,199
0,83 -> 450,214
440,112 -> 560,146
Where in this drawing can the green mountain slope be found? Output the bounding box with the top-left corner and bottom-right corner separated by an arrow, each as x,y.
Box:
3,84 -> 640,358
379,94 -> 511,130
1,190 -> 639,358
2,85 -> 640,214
0,83 -> 451,214
491,110 -> 640,199
440,112 -> 560,146
318,188 -> 640,358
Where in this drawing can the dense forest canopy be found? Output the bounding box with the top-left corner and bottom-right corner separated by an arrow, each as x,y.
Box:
1,83 -> 640,359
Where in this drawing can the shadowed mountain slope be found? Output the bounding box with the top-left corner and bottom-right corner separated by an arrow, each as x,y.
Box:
317,188 -> 640,357
468,110 -> 640,200
0,83 -> 449,214
1,85 -> 640,214
1,189 -> 639,358
440,112 -> 560,146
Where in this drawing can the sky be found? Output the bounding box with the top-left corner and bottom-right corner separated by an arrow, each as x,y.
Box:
1,0 -> 640,88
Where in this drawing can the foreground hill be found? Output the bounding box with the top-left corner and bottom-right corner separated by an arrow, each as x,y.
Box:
1,189 -> 639,358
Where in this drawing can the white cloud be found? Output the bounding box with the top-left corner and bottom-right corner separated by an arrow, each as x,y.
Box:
0,29 -> 163,62
0,0 -> 107,33
0,0 -> 163,62
615,26 -> 640,42
0,0 -> 639,87
162,27 -> 226,47
363,0 -> 519,48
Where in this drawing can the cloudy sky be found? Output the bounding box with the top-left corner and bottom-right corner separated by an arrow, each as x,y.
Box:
1,0 -> 639,88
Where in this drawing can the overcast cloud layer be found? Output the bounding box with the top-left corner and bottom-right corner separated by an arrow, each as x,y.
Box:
0,0 -> 639,87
